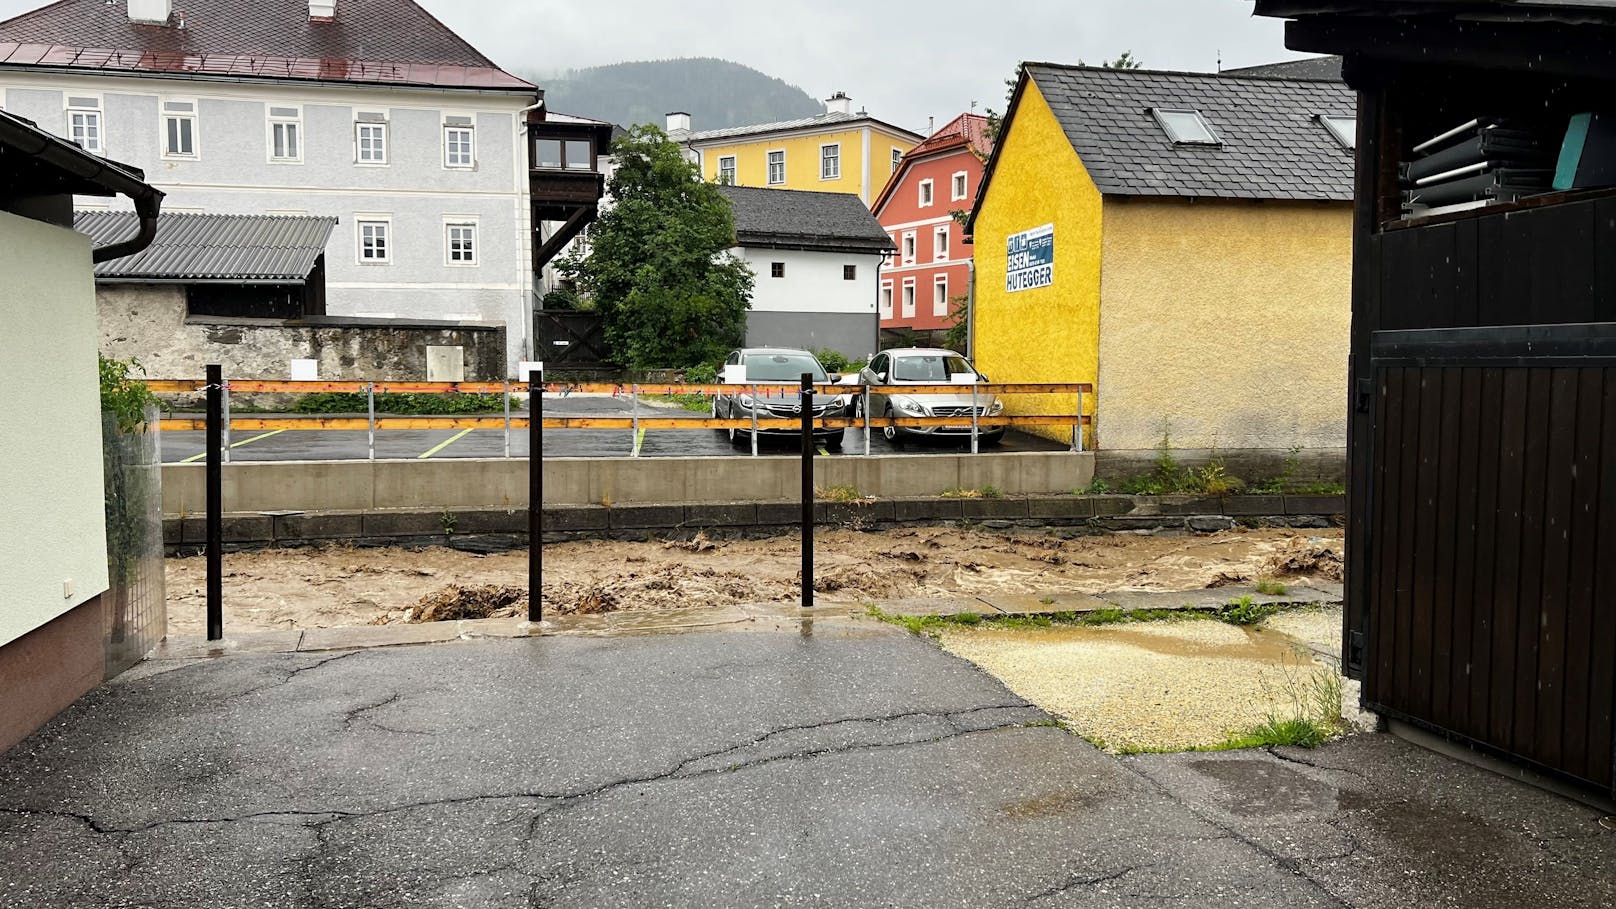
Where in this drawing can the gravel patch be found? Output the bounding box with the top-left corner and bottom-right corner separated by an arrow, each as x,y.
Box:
1265,605 -> 1345,660
937,617 -> 1329,753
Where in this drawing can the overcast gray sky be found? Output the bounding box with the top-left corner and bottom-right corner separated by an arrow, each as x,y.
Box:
0,1 -> 1306,131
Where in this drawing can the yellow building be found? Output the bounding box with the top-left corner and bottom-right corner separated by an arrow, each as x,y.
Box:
668,93 -> 923,205
967,63 -> 1356,480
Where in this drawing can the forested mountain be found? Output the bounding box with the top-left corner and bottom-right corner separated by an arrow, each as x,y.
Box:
533,58 -> 825,131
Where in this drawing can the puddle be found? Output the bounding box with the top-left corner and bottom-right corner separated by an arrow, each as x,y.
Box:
1191,759 -> 1339,816
973,623 -> 1314,664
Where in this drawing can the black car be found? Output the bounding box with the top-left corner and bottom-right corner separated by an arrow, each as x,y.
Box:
711,348 -> 847,450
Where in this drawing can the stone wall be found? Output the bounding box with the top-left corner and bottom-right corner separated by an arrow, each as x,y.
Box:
98,284 -> 507,382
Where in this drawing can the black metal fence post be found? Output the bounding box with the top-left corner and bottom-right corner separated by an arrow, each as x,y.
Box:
205,364 -> 223,641
529,379 -> 543,624
800,372 -> 814,609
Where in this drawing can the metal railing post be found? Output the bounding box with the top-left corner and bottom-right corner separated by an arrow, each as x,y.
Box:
528,380 -> 542,624
749,384 -> 759,457
205,364 -> 223,642
862,385 -> 871,456
221,377 -> 232,464
970,383 -> 980,455
1074,387 -> 1086,453
502,380 -> 511,459
800,372 -> 814,609
631,383 -> 641,458
366,382 -> 376,462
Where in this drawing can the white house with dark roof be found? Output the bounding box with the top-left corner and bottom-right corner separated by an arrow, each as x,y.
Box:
718,184 -> 893,359
0,0 -> 546,370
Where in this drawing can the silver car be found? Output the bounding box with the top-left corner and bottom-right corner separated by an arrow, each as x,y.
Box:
712,347 -> 848,450
858,348 -> 1004,444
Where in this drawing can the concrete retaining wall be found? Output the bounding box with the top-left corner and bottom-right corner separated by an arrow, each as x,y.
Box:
161,452 -> 1096,515
164,492 -> 1347,554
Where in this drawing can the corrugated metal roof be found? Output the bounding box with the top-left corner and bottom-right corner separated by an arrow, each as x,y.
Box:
76,211 -> 336,283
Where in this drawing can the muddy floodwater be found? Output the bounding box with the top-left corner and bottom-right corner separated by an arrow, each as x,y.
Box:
938,613 -> 1340,752
165,526 -> 1343,637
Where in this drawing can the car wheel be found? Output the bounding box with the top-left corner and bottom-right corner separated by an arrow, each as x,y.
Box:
982,431 -> 1006,447
712,396 -> 727,434
728,425 -> 747,448
825,431 -> 844,452
882,406 -> 902,445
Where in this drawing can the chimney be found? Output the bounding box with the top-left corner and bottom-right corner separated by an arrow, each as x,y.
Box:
309,1 -> 337,19
127,0 -> 171,24
825,92 -> 853,116
665,111 -> 691,135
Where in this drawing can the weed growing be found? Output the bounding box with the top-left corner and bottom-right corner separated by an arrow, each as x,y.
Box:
1255,577 -> 1289,596
816,484 -> 863,502
1219,595 -> 1280,626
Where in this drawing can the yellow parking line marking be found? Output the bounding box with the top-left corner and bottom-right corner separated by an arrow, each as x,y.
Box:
418,428 -> 474,459
180,429 -> 286,463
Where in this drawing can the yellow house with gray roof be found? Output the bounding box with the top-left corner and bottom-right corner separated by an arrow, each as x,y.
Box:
967,63 -> 1356,481
668,93 -> 923,205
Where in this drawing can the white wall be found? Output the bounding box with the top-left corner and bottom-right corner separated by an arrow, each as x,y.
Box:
736,247 -> 884,315
0,212 -> 109,647
0,71 -> 536,370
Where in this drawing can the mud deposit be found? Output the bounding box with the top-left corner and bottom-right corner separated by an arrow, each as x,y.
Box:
165,527 -> 1343,637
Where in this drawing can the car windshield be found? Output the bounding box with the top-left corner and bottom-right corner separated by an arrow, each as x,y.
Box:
891,354 -> 974,382
743,353 -> 828,382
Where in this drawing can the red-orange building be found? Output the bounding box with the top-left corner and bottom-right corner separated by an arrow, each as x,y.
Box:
871,113 -> 993,345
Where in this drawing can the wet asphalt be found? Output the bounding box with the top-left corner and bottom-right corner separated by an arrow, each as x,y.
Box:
0,624 -> 1610,908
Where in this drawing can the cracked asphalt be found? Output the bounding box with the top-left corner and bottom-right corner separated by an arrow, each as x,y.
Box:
0,624 -> 1611,908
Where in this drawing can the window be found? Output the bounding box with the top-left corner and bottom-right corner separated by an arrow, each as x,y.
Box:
821,143 -> 841,180
918,179 -> 934,207
843,264 -> 857,281
934,276 -> 949,316
356,116 -> 388,164
66,98 -> 101,153
952,171 -> 968,201
1320,115 -> 1356,150
718,155 -> 736,184
934,226 -> 950,261
162,100 -> 198,158
880,283 -> 893,317
564,139 -> 593,171
901,280 -> 916,318
534,138 -> 563,169
1152,108 -> 1220,146
268,106 -> 301,163
444,119 -> 475,168
892,147 -> 903,174
901,231 -> 917,265
771,262 -> 785,278
767,150 -> 786,185
357,219 -> 390,263
446,222 -> 477,265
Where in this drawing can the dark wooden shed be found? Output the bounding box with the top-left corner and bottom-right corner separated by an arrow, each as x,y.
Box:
1254,0 -> 1616,797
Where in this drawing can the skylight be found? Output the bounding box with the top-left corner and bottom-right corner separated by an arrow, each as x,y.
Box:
1152,108 -> 1220,146
1320,115 -> 1357,150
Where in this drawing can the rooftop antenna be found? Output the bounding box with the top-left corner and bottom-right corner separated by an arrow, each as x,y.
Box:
928,115 -> 935,136
1217,49 -> 1223,73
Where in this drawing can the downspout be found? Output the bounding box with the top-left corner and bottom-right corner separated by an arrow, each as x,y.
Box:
965,257 -> 976,360
92,191 -> 162,263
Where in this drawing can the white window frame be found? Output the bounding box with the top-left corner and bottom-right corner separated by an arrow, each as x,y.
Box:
934,225 -> 950,262
933,275 -> 950,317
879,281 -> 894,318
356,217 -> 392,264
901,231 -> 917,266
355,117 -> 389,165
445,220 -> 479,266
767,149 -> 786,185
1320,114 -> 1356,150
901,279 -> 917,318
951,171 -> 968,201
820,142 -> 841,180
717,154 -> 737,184
891,147 -> 903,174
918,178 -> 935,208
267,105 -> 303,164
443,123 -> 476,169
1152,108 -> 1221,146
160,99 -> 199,160
65,95 -> 103,155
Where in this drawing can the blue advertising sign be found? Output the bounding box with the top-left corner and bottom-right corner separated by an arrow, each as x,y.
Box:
1006,224 -> 1055,293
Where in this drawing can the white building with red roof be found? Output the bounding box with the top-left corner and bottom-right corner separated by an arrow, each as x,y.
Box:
871,113 -> 993,346
0,0 -> 564,372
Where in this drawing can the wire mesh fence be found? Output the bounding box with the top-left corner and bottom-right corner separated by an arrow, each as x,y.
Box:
102,406 -> 166,675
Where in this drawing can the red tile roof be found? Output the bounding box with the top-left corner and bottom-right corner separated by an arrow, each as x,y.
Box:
0,0 -> 534,91
905,113 -> 994,160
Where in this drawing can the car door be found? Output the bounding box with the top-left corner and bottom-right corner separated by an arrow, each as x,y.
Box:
864,353 -> 890,416
719,350 -> 741,415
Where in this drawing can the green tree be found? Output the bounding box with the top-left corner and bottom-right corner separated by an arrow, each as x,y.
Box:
559,125 -> 755,368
